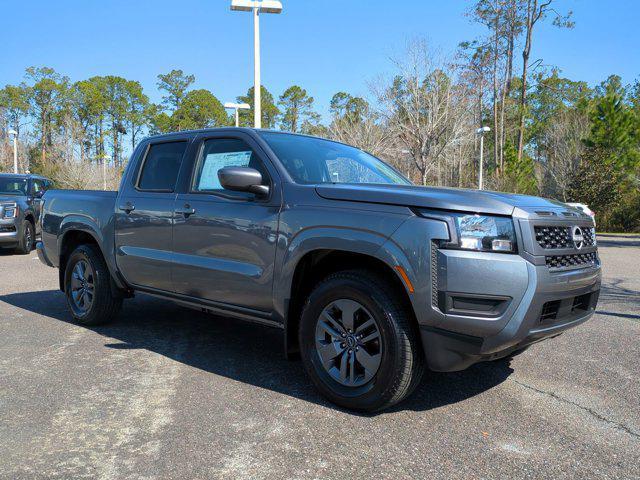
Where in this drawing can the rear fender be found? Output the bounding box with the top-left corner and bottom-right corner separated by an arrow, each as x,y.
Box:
58,216 -> 127,291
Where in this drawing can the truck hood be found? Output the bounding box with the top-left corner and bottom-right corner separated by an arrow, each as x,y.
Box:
315,184 -> 569,216
0,195 -> 24,204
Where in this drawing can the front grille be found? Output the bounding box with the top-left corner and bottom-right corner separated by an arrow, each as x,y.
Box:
540,300 -> 561,323
582,227 -> 596,246
535,226 -> 572,249
539,292 -> 597,325
545,252 -> 597,271
0,225 -> 16,233
571,293 -> 591,313
535,226 -> 596,249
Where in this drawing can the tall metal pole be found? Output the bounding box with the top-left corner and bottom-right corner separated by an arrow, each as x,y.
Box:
235,108 -> 240,127
478,134 -> 484,190
13,135 -> 18,174
253,5 -> 261,128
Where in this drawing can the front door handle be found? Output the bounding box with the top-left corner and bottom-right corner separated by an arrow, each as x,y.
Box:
118,203 -> 135,214
175,204 -> 196,217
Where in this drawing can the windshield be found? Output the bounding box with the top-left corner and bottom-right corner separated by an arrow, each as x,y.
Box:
0,177 -> 28,195
259,132 -> 411,185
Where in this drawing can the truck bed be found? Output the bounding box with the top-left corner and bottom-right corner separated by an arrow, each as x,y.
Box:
40,189 -> 118,268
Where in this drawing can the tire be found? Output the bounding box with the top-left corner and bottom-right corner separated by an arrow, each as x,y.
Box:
15,220 -> 35,255
299,270 -> 424,412
64,244 -> 122,326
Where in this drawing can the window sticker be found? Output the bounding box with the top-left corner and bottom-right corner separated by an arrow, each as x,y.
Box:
198,150 -> 252,190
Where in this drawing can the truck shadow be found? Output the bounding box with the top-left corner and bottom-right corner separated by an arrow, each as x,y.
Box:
0,289 -> 514,415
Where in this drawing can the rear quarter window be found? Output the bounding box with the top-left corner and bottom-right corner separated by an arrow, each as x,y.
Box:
137,141 -> 188,192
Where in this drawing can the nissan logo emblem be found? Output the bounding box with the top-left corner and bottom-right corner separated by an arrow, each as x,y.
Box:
572,226 -> 584,250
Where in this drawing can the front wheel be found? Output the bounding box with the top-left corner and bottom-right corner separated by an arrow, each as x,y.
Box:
299,270 -> 424,412
64,244 -> 122,326
15,220 -> 34,254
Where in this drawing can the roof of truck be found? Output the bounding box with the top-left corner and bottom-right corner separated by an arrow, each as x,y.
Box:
143,128 -> 309,141
0,173 -> 49,180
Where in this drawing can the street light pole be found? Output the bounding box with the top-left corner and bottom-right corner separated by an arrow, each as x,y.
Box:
253,5 -> 261,128
224,102 -> 251,127
231,0 -> 282,129
8,129 -> 18,174
476,126 -> 490,190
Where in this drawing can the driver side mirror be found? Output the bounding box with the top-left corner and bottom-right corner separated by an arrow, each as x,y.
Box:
34,190 -> 45,199
218,167 -> 269,197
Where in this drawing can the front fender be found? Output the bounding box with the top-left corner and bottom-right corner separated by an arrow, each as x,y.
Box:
273,205 -> 409,322
380,215 -> 451,328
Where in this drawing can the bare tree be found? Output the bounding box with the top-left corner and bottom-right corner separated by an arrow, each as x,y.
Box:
541,109 -> 589,200
375,40 -> 472,186
55,160 -> 121,190
329,104 -> 391,159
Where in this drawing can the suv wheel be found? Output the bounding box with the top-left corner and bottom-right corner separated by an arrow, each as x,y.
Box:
15,220 -> 35,254
299,270 -> 424,412
64,244 -> 122,325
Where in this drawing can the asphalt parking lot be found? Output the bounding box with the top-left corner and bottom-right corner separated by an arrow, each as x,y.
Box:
1,235 -> 638,479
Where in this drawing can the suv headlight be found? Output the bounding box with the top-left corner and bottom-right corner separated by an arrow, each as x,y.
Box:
445,213 -> 517,253
2,203 -> 18,219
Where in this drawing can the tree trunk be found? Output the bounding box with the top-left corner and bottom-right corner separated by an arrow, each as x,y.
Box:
40,112 -> 47,168
458,144 -> 463,188
517,0 -> 545,162
492,8 -> 500,176
113,121 -> 118,167
421,161 -> 428,186
131,122 -> 136,153
499,22 -> 515,171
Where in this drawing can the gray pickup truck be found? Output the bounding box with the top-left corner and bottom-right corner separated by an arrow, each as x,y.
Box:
37,128 -> 601,411
0,173 -> 52,254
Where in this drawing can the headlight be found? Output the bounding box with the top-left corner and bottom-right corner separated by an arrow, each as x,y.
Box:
445,213 -> 517,253
2,203 -> 18,219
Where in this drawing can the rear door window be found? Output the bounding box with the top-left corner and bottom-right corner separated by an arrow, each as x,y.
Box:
137,141 -> 188,192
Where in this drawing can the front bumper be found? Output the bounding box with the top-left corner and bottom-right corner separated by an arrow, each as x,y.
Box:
36,241 -> 54,267
380,209 -> 601,372
0,219 -> 19,246
422,249 -> 601,371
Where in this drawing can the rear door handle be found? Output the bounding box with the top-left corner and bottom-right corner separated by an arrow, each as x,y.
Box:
175,204 -> 196,217
118,203 -> 135,214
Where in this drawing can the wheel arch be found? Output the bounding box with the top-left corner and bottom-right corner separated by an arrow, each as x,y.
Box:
282,247 -> 417,359
57,222 -> 127,294
23,212 -> 36,225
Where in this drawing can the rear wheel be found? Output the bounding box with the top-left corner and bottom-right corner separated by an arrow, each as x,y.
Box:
299,270 -> 424,412
14,220 -> 34,255
64,244 -> 122,325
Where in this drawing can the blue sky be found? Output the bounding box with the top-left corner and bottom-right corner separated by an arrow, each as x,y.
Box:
2,0 -> 638,118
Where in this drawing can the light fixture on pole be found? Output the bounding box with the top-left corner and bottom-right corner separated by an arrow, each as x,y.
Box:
476,126 -> 490,190
224,102 -> 251,127
230,0 -> 283,129
8,129 -> 18,174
